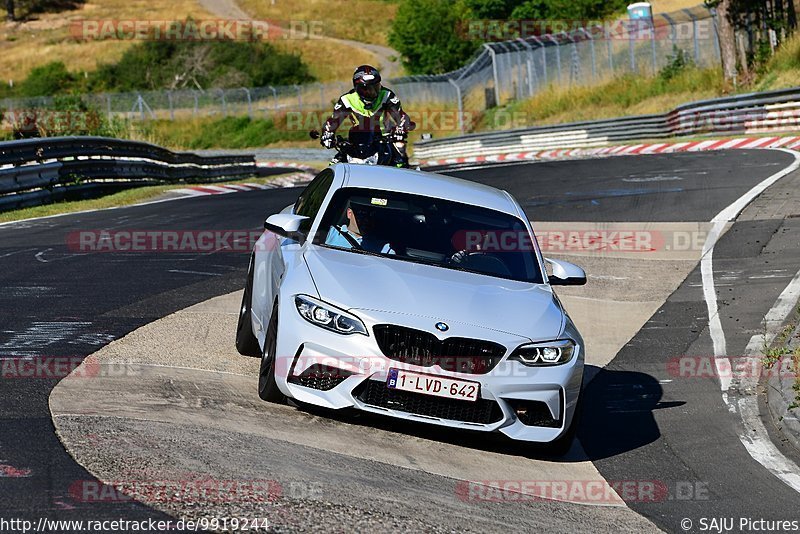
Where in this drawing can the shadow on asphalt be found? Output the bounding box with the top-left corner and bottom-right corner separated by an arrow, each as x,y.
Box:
578,365 -> 684,462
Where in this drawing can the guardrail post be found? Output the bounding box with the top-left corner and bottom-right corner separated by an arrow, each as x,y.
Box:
483,44 -> 501,108
447,79 -> 464,134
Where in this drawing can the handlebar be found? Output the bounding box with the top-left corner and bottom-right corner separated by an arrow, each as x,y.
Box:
309,129 -> 350,150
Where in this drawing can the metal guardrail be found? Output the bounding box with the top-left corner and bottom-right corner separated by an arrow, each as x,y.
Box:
0,136 -> 260,212
414,87 -> 800,161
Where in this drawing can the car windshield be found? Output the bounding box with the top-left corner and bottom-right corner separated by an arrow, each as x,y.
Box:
312,187 -> 544,284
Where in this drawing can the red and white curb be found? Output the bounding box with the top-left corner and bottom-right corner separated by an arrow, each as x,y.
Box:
417,135 -> 800,168
255,161 -> 318,173
171,171 -> 314,197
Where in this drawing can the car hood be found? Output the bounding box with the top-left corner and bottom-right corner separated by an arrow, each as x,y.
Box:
303,246 -> 564,339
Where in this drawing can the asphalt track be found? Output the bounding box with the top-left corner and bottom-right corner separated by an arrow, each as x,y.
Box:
1,149 -> 799,531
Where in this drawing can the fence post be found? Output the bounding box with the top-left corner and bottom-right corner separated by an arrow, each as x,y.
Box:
708,7 -> 722,64
106,94 -> 112,120
604,25 -> 614,72
483,43 -> 501,108
628,21 -> 636,71
530,36 -> 547,86
662,12 -> 678,49
219,89 -> 227,117
137,93 -> 144,121
192,91 -> 199,117
580,28 -> 596,82
241,87 -> 252,118
447,79 -> 464,134
295,85 -> 302,110
269,86 -> 278,112
167,91 -> 174,121
517,38 -> 535,96
318,83 -> 325,110
546,35 -> 561,85
650,20 -> 658,74
567,33 -> 580,86
683,9 -> 700,63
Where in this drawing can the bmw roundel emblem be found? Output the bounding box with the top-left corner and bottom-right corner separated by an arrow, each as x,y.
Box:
435,322 -> 449,332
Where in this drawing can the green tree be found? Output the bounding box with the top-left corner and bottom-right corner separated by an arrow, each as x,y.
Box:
389,0 -> 479,74
390,0 -> 633,74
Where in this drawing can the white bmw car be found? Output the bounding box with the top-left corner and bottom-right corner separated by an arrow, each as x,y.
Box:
236,164 -> 587,453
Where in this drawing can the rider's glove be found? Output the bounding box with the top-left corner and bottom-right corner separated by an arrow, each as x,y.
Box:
320,130 -> 335,149
391,126 -> 408,143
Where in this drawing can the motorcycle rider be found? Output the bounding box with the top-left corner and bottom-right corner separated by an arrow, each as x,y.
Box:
320,65 -> 412,168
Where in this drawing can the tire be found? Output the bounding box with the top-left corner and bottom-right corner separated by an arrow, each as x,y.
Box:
235,256 -> 261,357
258,303 -> 286,403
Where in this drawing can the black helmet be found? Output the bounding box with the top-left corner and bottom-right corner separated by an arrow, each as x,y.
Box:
353,65 -> 382,105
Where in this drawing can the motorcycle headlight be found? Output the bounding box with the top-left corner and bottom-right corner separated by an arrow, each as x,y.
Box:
509,339 -> 576,366
294,295 -> 367,335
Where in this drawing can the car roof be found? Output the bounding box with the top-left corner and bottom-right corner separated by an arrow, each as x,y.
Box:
339,164 -> 520,216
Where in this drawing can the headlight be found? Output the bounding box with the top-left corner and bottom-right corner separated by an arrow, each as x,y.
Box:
509,339 -> 576,366
294,295 -> 367,335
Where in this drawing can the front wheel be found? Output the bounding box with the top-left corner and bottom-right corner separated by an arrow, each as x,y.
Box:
235,255 -> 261,357
258,303 -> 286,403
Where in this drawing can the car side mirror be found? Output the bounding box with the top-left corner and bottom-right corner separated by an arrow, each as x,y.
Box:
544,258 -> 587,286
264,213 -> 309,243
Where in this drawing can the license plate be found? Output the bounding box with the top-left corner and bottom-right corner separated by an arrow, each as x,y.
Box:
386,368 -> 479,402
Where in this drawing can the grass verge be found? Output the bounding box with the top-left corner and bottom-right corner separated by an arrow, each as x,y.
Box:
762,307 -> 800,412
127,116 -> 313,150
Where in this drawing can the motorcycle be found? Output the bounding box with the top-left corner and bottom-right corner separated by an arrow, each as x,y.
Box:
310,125 -> 415,168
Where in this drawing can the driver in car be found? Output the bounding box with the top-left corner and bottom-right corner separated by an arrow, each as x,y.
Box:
324,200 -> 395,254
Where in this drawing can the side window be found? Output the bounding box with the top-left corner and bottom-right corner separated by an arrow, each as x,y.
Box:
294,169 -> 334,233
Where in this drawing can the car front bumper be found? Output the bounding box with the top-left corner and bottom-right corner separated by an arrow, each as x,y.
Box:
273,303 -> 584,443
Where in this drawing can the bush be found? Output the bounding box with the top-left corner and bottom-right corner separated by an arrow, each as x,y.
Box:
19,61 -> 76,97
659,46 -> 694,82
9,95 -> 126,138
88,38 -> 314,93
